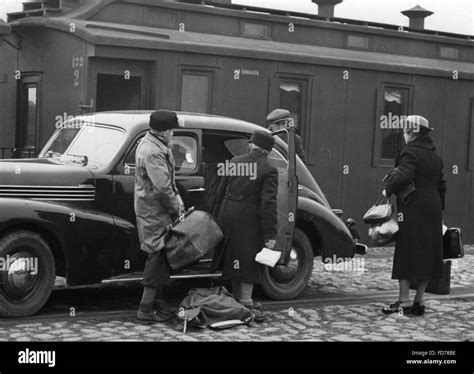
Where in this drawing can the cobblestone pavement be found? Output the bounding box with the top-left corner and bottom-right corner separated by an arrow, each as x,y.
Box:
308,246 -> 473,295
0,246 -> 472,342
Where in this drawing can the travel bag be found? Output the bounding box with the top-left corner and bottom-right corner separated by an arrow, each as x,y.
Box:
162,208 -> 224,270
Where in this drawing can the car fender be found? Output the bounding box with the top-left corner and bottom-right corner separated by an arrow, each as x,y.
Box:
297,196 -> 356,260
0,198 -> 134,285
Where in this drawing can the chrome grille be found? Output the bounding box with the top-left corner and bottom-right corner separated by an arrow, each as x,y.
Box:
0,185 -> 96,201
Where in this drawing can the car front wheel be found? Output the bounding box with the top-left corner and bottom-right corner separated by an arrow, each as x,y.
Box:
0,230 -> 55,318
260,228 -> 314,300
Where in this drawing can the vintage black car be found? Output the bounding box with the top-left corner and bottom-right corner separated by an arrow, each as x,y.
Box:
0,111 -> 366,317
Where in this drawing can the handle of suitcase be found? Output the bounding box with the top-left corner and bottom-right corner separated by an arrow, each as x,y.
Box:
157,206 -> 196,242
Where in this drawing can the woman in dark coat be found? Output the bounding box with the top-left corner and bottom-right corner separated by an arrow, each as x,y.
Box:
383,115 -> 446,316
212,130 -> 278,320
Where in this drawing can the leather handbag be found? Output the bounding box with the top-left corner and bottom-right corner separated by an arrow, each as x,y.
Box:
363,195 -> 393,224
443,228 -> 464,260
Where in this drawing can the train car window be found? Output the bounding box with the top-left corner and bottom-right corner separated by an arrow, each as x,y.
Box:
181,72 -> 211,113
280,81 -> 303,131
373,85 -> 413,166
17,75 -> 41,157
381,89 -> 407,160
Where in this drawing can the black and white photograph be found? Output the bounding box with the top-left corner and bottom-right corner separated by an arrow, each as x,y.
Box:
0,0 -> 473,370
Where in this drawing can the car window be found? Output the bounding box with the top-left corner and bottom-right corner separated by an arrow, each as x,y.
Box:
42,124 -> 126,166
125,138 -> 142,166
224,138 -> 287,168
224,138 -> 249,157
268,148 -> 288,169
123,134 -> 197,174
170,135 -> 197,173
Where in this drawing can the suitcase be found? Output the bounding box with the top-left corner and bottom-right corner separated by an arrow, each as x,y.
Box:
410,227 -> 463,295
410,261 -> 451,295
426,261 -> 451,295
163,208 -> 223,270
443,228 -> 464,260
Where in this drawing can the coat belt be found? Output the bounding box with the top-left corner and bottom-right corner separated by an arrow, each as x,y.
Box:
225,193 -> 260,205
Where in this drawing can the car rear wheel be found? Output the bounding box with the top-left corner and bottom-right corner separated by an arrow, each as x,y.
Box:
261,228 -> 314,300
0,231 -> 55,318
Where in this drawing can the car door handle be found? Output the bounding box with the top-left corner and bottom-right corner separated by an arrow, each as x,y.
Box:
298,185 -> 303,191
188,187 -> 205,192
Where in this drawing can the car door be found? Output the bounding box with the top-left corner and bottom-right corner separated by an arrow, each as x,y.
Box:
270,125 -> 298,264
109,129 -> 203,272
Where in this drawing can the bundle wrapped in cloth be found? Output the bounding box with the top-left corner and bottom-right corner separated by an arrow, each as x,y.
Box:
368,218 -> 399,246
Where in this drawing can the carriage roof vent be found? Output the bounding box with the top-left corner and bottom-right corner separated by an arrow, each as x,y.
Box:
312,0 -> 343,18
7,0 -> 64,22
402,5 -> 434,30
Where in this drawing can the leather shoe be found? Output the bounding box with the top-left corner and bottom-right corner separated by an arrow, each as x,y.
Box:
382,301 -> 412,315
247,306 -> 270,322
407,302 -> 425,316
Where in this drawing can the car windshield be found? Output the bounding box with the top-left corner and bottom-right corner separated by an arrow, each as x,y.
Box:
40,122 -> 126,167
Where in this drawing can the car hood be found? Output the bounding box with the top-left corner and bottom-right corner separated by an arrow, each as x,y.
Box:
0,158 -> 96,201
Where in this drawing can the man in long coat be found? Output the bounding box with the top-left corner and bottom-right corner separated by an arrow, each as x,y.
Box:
135,110 -> 184,323
212,130 -> 279,321
383,115 -> 446,316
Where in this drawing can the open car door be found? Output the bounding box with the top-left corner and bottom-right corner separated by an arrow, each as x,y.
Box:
260,123 -> 308,300
269,124 -> 298,265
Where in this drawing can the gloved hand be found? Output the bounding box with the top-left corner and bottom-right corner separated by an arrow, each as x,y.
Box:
177,194 -> 185,213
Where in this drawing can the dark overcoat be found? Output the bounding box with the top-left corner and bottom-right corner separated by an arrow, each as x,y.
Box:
211,148 -> 279,283
385,136 -> 447,280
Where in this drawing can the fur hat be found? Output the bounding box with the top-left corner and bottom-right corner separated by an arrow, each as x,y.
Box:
250,130 -> 275,152
149,110 -> 179,131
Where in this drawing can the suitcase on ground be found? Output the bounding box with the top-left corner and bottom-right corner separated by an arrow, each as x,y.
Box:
410,227 -> 463,295
426,261 -> 451,295
410,260 -> 452,295
443,228 -> 464,260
